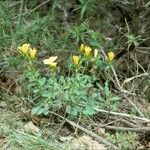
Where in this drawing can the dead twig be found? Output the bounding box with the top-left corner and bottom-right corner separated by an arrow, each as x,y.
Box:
108,116 -> 138,128
100,49 -> 145,117
93,124 -> 150,133
122,94 -> 145,117
122,73 -> 149,87
49,111 -> 118,149
119,118 -> 138,128
94,108 -> 150,122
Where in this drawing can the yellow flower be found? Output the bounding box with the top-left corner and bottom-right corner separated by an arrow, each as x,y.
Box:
80,44 -> 84,52
43,56 -> 58,68
94,49 -> 98,58
29,48 -> 37,59
84,46 -> 92,56
107,51 -> 115,62
73,55 -> 79,65
18,43 -> 30,54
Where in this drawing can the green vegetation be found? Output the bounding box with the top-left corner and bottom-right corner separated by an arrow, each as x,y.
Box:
0,0 -> 150,149
106,132 -> 142,149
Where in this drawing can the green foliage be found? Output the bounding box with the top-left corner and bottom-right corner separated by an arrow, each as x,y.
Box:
97,82 -> 121,111
125,33 -> 141,47
8,131 -> 62,150
1,0 -> 149,149
25,66 -> 120,118
68,22 -> 90,44
107,132 -> 142,149
14,40 -> 119,118
26,70 -> 98,117
0,2 -> 14,52
0,0 -> 148,118
78,0 -> 97,19
0,111 -> 63,150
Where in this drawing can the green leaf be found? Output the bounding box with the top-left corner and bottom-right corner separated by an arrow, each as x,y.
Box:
43,109 -> 49,115
38,77 -> 46,86
66,106 -> 80,116
104,82 -> 110,97
37,108 -> 45,115
96,83 -> 103,91
33,89 -> 39,93
83,106 -> 95,116
31,106 -> 41,115
111,96 -> 121,101
42,91 -> 52,98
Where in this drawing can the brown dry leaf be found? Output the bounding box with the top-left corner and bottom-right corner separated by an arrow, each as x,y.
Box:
78,135 -> 107,150
0,137 -> 6,148
59,136 -> 73,142
15,85 -> 22,95
24,121 -> 40,134
79,135 -> 91,145
97,128 -> 106,137
92,140 -> 107,150
21,107 -> 30,114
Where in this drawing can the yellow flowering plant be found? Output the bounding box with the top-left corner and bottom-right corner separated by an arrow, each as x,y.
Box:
29,48 -> 37,59
107,51 -> 115,62
18,43 -> 30,55
84,46 -> 92,57
79,44 -> 92,57
17,43 -> 119,118
80,44 -> 84,52
18,43 -> 37,60
73,55 -> 79,65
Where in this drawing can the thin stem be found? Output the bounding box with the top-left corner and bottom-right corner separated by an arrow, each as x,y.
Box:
17,0 -> 24,30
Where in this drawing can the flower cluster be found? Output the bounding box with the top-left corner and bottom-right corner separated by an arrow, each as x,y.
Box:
80,44 -> 92,56
73,44 -> 115,66
18,43 -> 58,69
18,43 -> 37,59
18,43 -> 115,69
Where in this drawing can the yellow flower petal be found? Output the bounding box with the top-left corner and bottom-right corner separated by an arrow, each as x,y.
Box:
80,44 -> 84,52
43,59 -> 51,65
43,56 -> 58,68
84,46 -> 92,56
94,49 -> 98,58
18,43 -> 30,54
43,56 -> 58,64
49,62 -> 57,67
29,48 -> 37,59
73,55 -> 79,65
107,51 -> 115,62
48,56 -> 58,62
